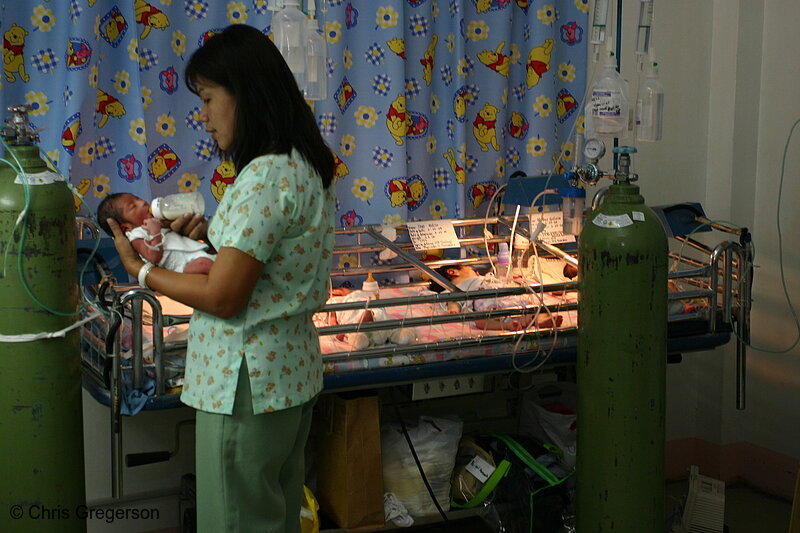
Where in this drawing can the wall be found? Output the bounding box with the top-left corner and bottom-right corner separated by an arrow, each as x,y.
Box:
600,0 -> 800,497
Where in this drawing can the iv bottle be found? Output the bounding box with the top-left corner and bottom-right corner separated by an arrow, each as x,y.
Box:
361,272 -> 380,300
150,192 -> 205,220
304,15 -> 327,100
587,49 -> 629,136
272,0 -> 307,90
635,51 -> 664,142
512,234 -> 531,281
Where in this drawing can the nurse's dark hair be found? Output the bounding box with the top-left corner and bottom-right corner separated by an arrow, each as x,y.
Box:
184,24 -> 334,188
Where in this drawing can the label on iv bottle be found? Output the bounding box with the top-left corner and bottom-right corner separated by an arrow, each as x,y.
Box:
591,89 -> 623,118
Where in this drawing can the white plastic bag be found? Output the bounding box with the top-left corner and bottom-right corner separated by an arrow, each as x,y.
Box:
381,416 -> 463,518
519,382 -> 577,467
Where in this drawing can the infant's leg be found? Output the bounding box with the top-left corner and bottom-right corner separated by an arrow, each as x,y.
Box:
183,257 -> 215,275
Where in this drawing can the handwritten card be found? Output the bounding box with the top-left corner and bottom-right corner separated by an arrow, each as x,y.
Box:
406,220 -> 461,251
536,211 -> 576,244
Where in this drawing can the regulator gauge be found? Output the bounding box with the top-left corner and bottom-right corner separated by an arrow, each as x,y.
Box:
583,138 -> 606,161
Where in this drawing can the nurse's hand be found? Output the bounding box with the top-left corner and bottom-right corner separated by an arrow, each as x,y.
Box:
105,218 -> 145,277
170,213 -> 208,241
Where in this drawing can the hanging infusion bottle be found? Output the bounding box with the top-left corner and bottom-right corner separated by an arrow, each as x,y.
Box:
586,46 -> 629,136
635,49 -> 664,142
272,0 -> 307,90
304,14 -> 327,100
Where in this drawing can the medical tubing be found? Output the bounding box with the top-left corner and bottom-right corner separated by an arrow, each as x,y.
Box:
388,387 -> 449,523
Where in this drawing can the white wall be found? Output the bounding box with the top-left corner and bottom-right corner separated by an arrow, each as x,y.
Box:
607,0 -> 800,467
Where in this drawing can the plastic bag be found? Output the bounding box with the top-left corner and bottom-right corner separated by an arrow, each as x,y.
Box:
300,485 -> 320,533
381,416 -> 463,518
519,382 -> 577,467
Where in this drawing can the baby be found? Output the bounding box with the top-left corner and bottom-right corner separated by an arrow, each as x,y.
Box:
97,192 -> 215,275
321,285 -> 415,350
428,264 -> 563,331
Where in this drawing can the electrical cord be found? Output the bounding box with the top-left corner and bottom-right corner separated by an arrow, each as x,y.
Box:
388,387 -> 450,523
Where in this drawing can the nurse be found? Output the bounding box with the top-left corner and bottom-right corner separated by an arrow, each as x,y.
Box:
106,24 -> 336,533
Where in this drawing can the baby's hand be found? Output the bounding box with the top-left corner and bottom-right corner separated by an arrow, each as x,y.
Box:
143,217 -> 162,235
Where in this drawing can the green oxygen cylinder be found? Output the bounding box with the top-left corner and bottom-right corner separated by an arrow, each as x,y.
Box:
0,106 -> 85,533
576,147 -> 668,532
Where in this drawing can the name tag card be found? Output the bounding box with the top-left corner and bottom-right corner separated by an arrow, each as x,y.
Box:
406,220 -> 461,251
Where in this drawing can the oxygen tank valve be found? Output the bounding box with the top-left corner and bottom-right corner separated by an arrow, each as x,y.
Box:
613,146 -> 638,183
1,104 -> 39,145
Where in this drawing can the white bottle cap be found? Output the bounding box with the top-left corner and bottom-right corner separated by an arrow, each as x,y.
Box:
150,198 -> 164,219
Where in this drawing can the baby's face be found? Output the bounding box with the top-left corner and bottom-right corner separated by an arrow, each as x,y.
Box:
116,193 -> 151,229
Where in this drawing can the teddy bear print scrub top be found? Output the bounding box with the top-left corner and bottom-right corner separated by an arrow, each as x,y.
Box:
181,151 -> 335,415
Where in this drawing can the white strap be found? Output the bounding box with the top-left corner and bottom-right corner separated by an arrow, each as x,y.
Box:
0,311 -> 102,343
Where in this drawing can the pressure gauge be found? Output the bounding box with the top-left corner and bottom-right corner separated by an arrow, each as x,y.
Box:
583,138 -> 606,160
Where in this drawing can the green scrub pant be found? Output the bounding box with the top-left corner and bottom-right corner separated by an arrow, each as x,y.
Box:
195,362 -> 316,533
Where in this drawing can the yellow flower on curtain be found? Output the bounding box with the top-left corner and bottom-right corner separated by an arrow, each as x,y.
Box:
340,134 -> 356,156
376,6 -> 398,29
227,2 -> 248,24
383,214 -> 404,225
172,30 -> 187,56
574,0 -> 590,13
354,106 -> 378,128
129,118 -> 147,145
534,94 -> 553,117
352,177 -> 374,202
527,136 -> 548,157
338,254 -> 357,270
89,64 -> 98,88
537,5 -> 557,25
560,141 -> 574,162
343,47 -> 352,69
324,21 -> 342,44
141,86 -> 153,110
178,173 -> 200,193
429,200 -> 447,219
24,91 -> 49,116
93,174 -> 110,198
127,39 -> 139,61
558,62 -> 576,82
494,157 -> 505,178
466,20 -> 489,42
156,113 -> 177,136
31,6 -> 55,32
426,135 -> 437,154
114,71 -> 131,94
78,141 -> 96,165
46,150 -> 60,168
445,33 -> 454,53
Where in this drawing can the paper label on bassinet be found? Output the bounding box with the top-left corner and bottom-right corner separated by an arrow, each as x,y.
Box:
14,171 -> 65,185
407,220 -> 460,251
593,213 -> 633,229
465,454 -> 495,483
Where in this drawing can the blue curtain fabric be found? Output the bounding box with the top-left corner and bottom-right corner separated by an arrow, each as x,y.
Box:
1,0 -> 587,229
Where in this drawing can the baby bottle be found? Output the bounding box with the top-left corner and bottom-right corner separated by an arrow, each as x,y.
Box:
361,272 -> 380,300
150,192 -> 205,220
